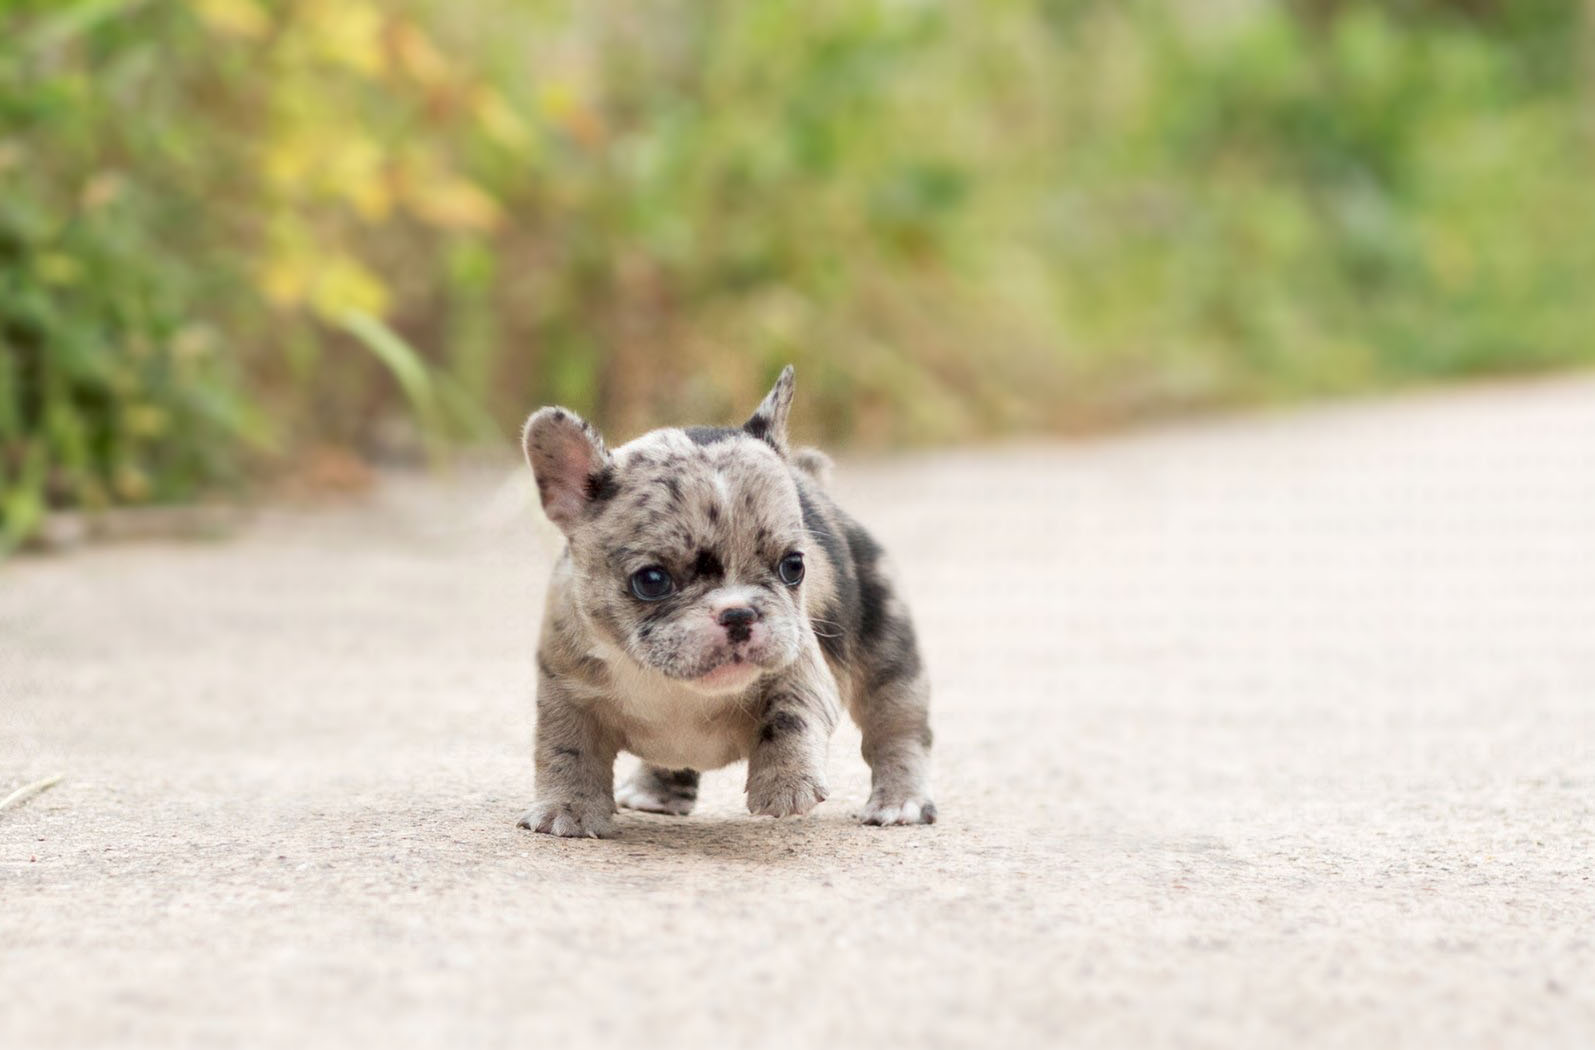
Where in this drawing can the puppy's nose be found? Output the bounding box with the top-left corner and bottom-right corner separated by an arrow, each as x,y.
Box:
717,607 -> 758,629
717,606 -> 758,644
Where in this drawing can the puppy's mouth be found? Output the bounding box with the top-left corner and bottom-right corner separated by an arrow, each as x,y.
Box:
657,646 -> 779,692
691,656 -> 765,690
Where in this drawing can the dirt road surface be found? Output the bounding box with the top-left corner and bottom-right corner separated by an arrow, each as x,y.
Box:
4,380 -> 1594,1048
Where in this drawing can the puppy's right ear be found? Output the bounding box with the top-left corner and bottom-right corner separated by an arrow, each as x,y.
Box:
522,407 -> 613,533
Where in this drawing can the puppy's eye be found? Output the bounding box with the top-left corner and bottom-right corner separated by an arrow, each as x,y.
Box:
777,551 -> 805,586
629,566 -> 675,601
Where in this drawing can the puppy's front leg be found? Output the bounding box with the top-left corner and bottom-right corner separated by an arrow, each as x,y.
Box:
518,673 -> 620,838
745,656 -> 839,819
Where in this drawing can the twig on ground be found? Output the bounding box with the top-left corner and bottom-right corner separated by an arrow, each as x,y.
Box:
0,773 -> 65,814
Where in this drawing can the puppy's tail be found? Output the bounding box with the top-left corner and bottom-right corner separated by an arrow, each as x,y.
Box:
792,447 -> 834,489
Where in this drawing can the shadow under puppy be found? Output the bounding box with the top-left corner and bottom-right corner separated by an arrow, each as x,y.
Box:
519,366 -> 935,837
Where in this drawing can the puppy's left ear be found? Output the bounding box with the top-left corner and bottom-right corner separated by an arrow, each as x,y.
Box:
743,365 -> 795,456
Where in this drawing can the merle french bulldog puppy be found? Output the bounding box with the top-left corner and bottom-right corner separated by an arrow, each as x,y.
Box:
517,366 -> 935,837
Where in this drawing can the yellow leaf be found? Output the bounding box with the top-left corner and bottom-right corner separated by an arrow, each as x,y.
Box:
309,255 -> 390,320
347,176 -> 394,221
391,20 -> 451,90
473,87 -> 533,155
538,82 -> 604,146
263,131 -> 316,191
192,0 -> 269,40
538,82 -> 577,121
300,2 -> 386,78
259,215 -> 313,308
326,136 -> 390,218
261,123 -> 394,219
404,174 -> 502,232
259,256 -> 308,308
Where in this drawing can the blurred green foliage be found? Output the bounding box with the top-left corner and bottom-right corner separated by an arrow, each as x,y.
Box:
2,0 -> 1592,547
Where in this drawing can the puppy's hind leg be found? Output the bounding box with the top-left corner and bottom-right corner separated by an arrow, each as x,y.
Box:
616,765 -> 700,816
855,668 -> 936,826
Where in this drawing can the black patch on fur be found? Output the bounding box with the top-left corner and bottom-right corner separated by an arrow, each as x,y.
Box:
693,549 -> 724,580
629,766 -> 699,805
585,466 -> 619,504
845,522 -> 889,644
685,425 -> 739,446
842,518 -> 924,691
552,746 -> 581,759
536,654 -> 557,680
799,481 -> 860,664
866,620 -> 923,692
660,476 -> 682,503
759,709 -> 806,743
658,768 -> 700,791
743,411 -> 784,453
707,503 -> 720,523
799,487 -> 849,594
639,598 -> 683,631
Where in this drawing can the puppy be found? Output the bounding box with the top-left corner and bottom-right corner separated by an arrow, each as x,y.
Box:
517,366 -> 935,837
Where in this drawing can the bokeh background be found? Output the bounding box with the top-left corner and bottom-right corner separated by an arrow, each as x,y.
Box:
3,0 -> 1593,549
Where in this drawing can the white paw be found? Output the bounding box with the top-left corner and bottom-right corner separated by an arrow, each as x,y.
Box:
615,781 -> 694,816
860,793 -> 937,826
517,799 -> 616,838
747,773 -> 828,819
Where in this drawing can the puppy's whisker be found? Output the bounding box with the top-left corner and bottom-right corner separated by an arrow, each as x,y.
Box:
807,619 -> 844,639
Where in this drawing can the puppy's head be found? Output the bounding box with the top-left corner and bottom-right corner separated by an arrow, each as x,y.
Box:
524,367 -> 811,695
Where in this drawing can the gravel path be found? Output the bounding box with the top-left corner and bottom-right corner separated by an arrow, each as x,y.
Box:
4,380 -> 1594,1049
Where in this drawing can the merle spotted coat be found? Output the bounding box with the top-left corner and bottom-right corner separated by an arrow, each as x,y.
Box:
518,367 -> 934,837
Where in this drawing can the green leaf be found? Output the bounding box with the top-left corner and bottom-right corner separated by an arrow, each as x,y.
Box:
338,311 -> 446,457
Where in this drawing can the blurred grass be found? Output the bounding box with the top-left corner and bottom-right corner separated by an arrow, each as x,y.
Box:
2,0 -> 1593,549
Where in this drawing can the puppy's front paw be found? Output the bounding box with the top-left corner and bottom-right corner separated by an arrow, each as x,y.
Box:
517,799 -> 615,838
747,772 -> 828,819
860,791 -> 937,827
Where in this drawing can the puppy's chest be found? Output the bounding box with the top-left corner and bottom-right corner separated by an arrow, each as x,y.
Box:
600,665 -> 752,771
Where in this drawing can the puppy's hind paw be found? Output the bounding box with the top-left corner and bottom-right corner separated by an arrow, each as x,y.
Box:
615,767 -> 698,817
860,793 -> 937,827
517,799 -> 615,838
615,781 -> 695,816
